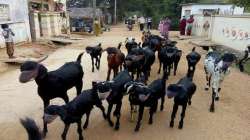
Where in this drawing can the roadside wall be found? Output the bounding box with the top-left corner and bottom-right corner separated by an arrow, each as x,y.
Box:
193,14 -> 250,51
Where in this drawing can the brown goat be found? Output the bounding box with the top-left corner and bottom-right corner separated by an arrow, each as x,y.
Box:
105,43 -> 125,81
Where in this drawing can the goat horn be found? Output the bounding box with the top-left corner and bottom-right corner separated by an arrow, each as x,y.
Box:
37,55 -> 48,63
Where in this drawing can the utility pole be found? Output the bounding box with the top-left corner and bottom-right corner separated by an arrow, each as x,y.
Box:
93,0 -> 96,19
114,0 -> 117,24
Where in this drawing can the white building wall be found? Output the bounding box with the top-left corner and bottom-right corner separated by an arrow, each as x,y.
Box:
0,0 -> 31,48
210,15 -> 250,51
181,4 -> 244,17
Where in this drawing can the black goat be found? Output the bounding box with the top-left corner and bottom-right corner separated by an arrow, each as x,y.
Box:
104,70 -> 132,130
86,43 -> 103,72
158,43 -> 182,78
19,53 -> 84,136
125,37 -> 138,53
166,76 -> 196,129
186,47 -> 201,78
124,73 -> 167,131
125,46 -> 155,82
20,118 -> 42,140
43,81 -> 112,140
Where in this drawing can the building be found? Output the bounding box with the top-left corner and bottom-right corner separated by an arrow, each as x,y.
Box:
0,0 -> 31,48
68,7 -> 103,32
0,0 -> 69,48
28,0 -> 69,40
181,3 -> 244,17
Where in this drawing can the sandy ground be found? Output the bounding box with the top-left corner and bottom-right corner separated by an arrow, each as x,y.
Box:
0,25 -> 250,140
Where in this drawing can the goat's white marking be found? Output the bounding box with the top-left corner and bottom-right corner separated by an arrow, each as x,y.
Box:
98,91 -> 111,100
204,54 -> 231,98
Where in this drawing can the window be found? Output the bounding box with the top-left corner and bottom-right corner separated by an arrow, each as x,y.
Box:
0,4 -> 10,22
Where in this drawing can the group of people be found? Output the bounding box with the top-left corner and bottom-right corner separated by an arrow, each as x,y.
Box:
158,17 -> 171,39
138,16 -> 153,31
179,15 -> 194,36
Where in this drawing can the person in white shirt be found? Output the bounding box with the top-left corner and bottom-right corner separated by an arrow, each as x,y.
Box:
138,16 -> 145,31
1,24 -> 15,58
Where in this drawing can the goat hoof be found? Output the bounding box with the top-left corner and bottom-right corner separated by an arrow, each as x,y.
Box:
209,107 -> 215,112
215,97 -> 220,101
170,121 -> 174,128
188,101 -> 192,105
83,125 -> 88,130
114,125 -> 120,130
134,127 -> 140,132
42,131 -> 47,138
160,106 -> 164,111
205,88 -> 209,91
148,120 -> 153,125
178,124 -> 183,129
108,121 -> 114,127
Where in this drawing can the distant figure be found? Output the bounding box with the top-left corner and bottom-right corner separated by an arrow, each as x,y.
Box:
179,16 -> 187,36
158,19 -> 164,36
147,17 -> 153,30
94,18 -> 101,36
162,17 -> 171,39
1,24 -> 15,59
186,15 -> 194,36
138,16 -> 146,31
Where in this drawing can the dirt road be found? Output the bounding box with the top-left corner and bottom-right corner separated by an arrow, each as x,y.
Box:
0,25 -> 250,140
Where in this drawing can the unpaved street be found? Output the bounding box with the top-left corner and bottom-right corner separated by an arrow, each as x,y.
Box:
0,25 -> 250,140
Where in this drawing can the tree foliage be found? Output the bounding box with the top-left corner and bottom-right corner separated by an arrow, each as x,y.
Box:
229,0 -> 250,7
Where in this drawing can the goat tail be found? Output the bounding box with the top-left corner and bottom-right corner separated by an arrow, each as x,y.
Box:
76,52 -> 84,64
192,47 -> 196,52
20,118 -> 42,140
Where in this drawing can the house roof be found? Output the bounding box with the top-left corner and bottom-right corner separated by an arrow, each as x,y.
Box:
181,3 -> 233,6
68,8 -> 103,18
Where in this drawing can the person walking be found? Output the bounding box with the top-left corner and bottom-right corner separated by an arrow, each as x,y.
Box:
93,18 -> 101,36
1,24 -> 15,59
147,17 -> 153,30
179,16 -> 187,36
158,19 -> 164,36
138,16 -> 145,31
186,15 -> 194,36
162,17 -> 171,39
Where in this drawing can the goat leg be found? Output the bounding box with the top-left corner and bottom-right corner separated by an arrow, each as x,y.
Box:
42,100 -> 49,137
107,103 -> 114,127
173,61 -> 179,76
62,94 -> 69,104
76,81 -> 83,96
158,62 -> 162,74
204,67 -> 210,91
61,124 -> 70,140
149,104 -> 157,125
107,68 -> 111,81
83,111 -> 90,129
135,105 -> 144,132
210,89 -> 216,112
77,120 -> 84,140
178,104 -> 187,129
160,96 -> 165,111
114,102 -> 122,130
170,103 -> 178,128
91,57 -> 95,72
96,103 -> 107,120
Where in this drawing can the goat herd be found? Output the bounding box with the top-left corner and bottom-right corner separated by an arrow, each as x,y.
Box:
18,32 -> 249,140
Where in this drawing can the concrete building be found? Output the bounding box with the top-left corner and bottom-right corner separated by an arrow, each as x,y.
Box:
181,3 -> 244,17
28,0 -> 69,40
0,0 -> 31,48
